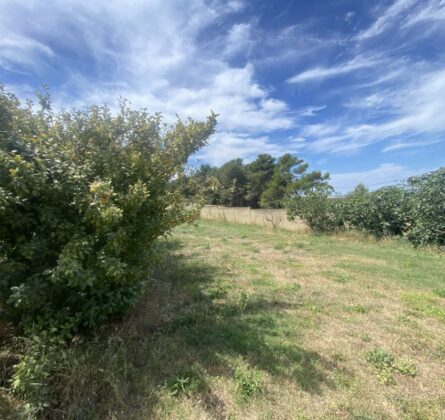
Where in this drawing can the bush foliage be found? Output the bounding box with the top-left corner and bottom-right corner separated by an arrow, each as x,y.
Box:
286,168 -> 445,247
286,185 -> 344,233
0,85 -> 216,335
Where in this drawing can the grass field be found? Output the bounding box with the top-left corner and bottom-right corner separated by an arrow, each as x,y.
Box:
2,219 -> 445,419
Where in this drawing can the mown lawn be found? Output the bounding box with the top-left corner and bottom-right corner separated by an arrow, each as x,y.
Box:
2,220 -> 445,419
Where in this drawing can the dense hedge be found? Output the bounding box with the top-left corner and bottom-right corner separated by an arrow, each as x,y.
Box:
286,168 -> 445,247
286,186 -> 344,233
406,168 -> 445,246
0,85 -> 216,335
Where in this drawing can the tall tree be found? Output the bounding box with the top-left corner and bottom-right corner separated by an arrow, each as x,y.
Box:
260,153 -> 330,208
245,154 -> 276,208
217,158 -> 248,206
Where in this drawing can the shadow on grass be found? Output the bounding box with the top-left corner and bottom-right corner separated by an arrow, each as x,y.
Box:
47,238 -> 334,419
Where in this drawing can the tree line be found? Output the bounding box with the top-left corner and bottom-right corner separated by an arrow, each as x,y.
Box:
182,153 -> 330,208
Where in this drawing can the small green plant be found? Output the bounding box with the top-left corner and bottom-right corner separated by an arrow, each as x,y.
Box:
365,348 -> 416,385
365,348 -> 395,385
402,293 -> 445,321
360,333 -> 371,342
234,363 -> 263,401
350,304 -> 369,314
168,369 -> 202,397
394,358 -> 417,377
334,274 -> 349,284
235,292 -> 252,312
289,283 -> 302,292
332,351 -> 346,362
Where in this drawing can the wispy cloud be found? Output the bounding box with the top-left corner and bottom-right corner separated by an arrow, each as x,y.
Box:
0,34 -> 55,73
305,69 -> 445,154
402,0 -> 445,27
383,138 -> 442,152
299,105 -> 326,117
287,56 -> 383,83
356,0 -> 416,40
0,0 -> 295,164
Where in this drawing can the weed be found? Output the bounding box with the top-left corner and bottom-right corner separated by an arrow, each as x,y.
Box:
350,304 -> 369,314
394,358 -> 417,377
289,283 -> 302,292
365,348 -> 417,384
402,293 -> 445,321
332,370 -> 355,389
167,368 -> 204,397
234,362 -> 263,401
365,348 -> 395,385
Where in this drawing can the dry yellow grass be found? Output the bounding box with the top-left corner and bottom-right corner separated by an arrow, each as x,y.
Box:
200,205 -> 308,233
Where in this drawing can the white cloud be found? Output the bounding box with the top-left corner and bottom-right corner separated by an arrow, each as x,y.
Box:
305,68 -> 445,154
0,0 -> 295,165
356,0 -> 417,40
287,56 -> 383,83
195,131 -> 299,166
345,11 -> 355,24
0,34 -> 55,73
403,0 -> 445,27
383,138 -> 442,152
224,23 -> 254,57
299,105 -> 326,117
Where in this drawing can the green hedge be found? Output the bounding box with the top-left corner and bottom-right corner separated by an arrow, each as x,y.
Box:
286,168 -> 445,247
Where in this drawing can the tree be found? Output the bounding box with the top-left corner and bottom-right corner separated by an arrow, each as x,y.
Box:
260,153 -> 330,208
217,158 -> 248,206
245,154 -> 275,208
0,84 -> 217,335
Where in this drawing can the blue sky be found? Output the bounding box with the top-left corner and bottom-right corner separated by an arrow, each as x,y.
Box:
1,0 -> 445,191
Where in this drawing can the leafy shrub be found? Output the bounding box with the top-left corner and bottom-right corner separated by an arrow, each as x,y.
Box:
286,186 -> 344,233
343,186 -> 408,238
287,169 -> 444,247
0,85 -> 216,335
406,168 -> 445,246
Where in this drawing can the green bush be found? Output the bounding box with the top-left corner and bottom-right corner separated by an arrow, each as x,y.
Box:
286,169 -> 444,248
344,186 -> 408,238
0,85 -> 216,335
286,186 -> 344,233
406,168 -> 445,246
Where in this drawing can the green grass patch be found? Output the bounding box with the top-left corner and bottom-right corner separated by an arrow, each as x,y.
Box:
402,293 -> 445,321
2,219 -> 444,419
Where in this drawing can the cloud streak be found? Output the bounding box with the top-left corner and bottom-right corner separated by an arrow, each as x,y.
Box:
287,56 -> 383,83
